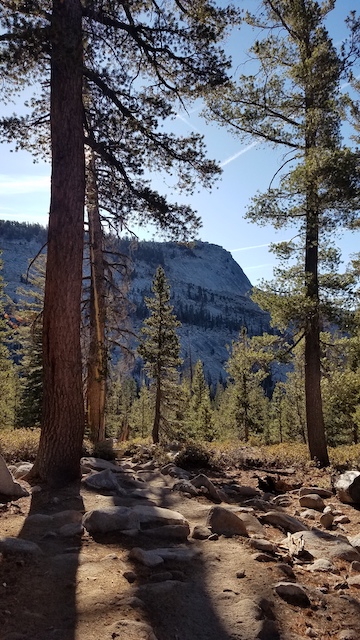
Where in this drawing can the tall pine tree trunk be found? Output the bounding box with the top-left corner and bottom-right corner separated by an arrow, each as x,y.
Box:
152,379 -> 161,444
29,0 -> 85,485
304,211 -> 329,467
86,152 -> 106,444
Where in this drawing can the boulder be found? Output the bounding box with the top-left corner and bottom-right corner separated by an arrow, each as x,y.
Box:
207,506 -> 249,537
0,455 -> 29,498
82,506 -> 139,535
82,469 -> 127,494
283,529 -> 360,562
299,486 -> 333,499
335,471 -> 360,504
132,505 -> 189,529
260,511 -> 309,533
0,536 -> 42,555
130,546 -> 200,567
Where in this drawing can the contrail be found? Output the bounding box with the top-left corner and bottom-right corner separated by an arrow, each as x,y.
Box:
229,242 -> 271,252
175,113 -> 201,133
220,141 -> 259,167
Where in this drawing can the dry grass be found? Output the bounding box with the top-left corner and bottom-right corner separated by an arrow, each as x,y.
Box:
0,428 -> 40,464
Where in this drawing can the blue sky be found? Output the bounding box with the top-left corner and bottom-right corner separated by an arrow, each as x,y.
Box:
0,0 -> 359,285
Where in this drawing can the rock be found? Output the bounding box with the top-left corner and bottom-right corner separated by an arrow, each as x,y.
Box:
123,570 -> 137,583
80,457 -> 122,473
299,486 -> 333,499
347,574 -> 360,588
82,469 -> 127,493
191,474 -> 228,503
141,524 -> 190,540
320,512 -> 334,529
249,538 -> 277,554
12,463 -> 33,479
129,546 -> 200,567
299,494 -> 325,511
350,560 -> 360,573
207,506 -> 249,536
260,511 -> 309,533
172,480 -> 200,497
234,485 -> 260,497
335,471 -> 360,504
301,509 -> 319,520
237,512 -> 264,536
160,463 -> 190,480
0,537 -> 42,555
148,571 -> 173,582
107,619 -> 158,640
58,523 -> 83,537
274,581 -> 310,607
82,506 -> 139,535
349,534 -> 360,551
333,515 -> 350,525
276,563 -> 296,580
253,552 -> 277,562
52,510 -> 84,527
283,529 -> 360,562
271,494 -> 293,507
132,505 -> 188,529
192,525 -> 211,540
0,455 -> 29,498
307,558 -> 337,573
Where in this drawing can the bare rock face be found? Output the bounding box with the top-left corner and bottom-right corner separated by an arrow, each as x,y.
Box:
335,471 -> 360,504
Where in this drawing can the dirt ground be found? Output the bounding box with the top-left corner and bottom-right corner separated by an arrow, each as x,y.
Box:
1,457 -> 360,640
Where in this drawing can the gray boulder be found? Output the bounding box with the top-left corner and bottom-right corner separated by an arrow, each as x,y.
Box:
283,529 -> 360,562
82,506 -> 140,535
0,536 -> 42,555
299,493 -> 325,511
335,471 -> 360,504
274,582 -> 310,607
82,469 -> 127,493
260,511 -> 309,533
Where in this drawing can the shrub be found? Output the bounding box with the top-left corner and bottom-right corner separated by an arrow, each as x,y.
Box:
175,441 -> 215,469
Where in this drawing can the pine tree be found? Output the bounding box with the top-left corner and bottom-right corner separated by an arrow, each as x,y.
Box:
225,329 -> 271,442
205,0 -> 360,466
187,360 -> 216,441
138,266 -> 182,443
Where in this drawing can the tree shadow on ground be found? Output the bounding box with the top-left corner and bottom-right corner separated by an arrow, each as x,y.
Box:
0,482 -> 84,640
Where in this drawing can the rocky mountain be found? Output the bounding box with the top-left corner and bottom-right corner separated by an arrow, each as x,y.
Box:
0,221 -> 270,385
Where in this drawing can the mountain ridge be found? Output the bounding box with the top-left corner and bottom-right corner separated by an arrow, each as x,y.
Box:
0,222 -> 270,384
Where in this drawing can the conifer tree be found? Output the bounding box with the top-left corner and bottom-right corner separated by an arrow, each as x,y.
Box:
138,266 -> 181,443
187,360 -> 216,441
205,0 -> 360,466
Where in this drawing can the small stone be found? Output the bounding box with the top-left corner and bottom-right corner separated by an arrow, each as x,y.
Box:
320,512 -> 334,529
335,471 -> 360,504
192,525 -> 211,540
347,574 -> 360,588
308,558 -> 336,573
236,569 -> 246,578
276,563 -> 296,580
350,561 -> 360,573
333,515 -> 350,525
305,628 -> 318,638
208,533 -> 219,541
249,538 -> 276,554
301,509 -> 318,520
123,571 -> 136,583
253,552 -> 277,562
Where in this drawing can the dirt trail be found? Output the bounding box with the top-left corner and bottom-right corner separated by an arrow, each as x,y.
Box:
1,458 -> 360,640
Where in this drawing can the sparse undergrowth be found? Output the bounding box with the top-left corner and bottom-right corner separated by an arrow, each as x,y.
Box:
1,429 -> 360,473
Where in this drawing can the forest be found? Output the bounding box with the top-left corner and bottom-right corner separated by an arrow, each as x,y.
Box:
0,0 -> 360,486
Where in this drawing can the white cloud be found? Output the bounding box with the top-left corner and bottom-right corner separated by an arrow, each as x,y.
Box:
220,141 -> 259,167
0,175 -> 50,195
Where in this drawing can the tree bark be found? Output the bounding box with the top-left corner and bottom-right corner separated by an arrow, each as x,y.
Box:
86,152 -> 106,443
29,0 -> 85,486
152,378 -> 161,444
